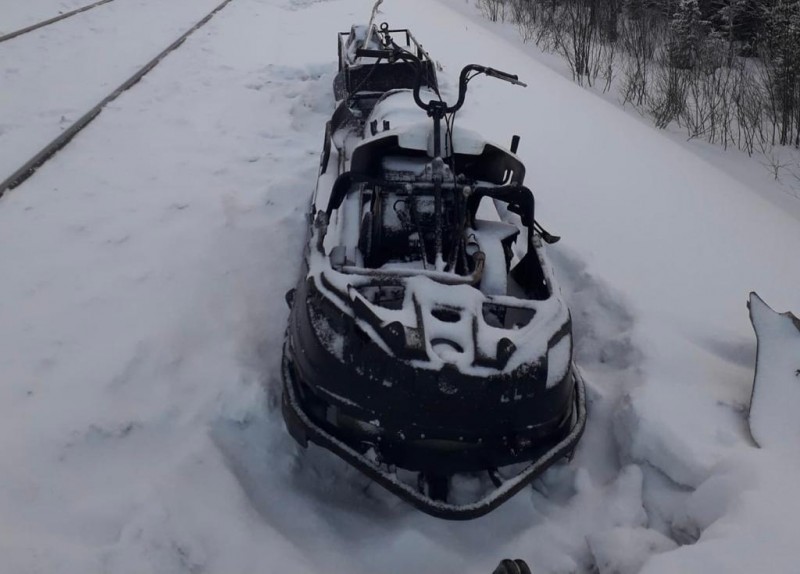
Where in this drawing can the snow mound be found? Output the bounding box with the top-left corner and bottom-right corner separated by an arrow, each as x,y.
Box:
588,527 -> 677,574
747,292 -> 800,456
642,450 -> 800,574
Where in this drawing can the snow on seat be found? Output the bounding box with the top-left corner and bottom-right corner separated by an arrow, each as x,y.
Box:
471,220 -> 519,296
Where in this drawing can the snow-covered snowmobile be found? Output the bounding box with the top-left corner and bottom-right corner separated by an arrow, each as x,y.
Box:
281,23 -> 587,520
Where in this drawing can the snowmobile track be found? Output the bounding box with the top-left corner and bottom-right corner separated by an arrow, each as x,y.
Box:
0,0 -> 236,199
0,0 -> 120,44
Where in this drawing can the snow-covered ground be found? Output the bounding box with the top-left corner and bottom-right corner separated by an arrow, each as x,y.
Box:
1,0 -> 799,572
0,0 -> 101,33
439,0 -> 800,206
0,0 -> 225,180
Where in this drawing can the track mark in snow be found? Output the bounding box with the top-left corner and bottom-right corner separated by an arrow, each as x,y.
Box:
108,343 -> 151,389
0,0 -> 237,197
688,334 -> 757,371
548,246 -> 641,481
283,0 -> 339,11
546,252 -> 753,554
0,0 -> 339,565
0,0 -> 118,44
541,247 -> 697,566
551,248 -> 641,373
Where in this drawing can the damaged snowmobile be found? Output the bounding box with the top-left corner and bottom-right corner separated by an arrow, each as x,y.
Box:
281,22 -> 586,520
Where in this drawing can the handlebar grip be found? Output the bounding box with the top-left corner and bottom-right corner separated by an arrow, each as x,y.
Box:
488,68 -> 517,80
486,67 -> 527,87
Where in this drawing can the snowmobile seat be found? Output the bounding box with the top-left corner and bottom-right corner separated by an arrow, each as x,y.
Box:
472,220 -> 519,296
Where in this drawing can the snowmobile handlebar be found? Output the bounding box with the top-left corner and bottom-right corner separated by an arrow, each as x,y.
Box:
481,66 -> 527,87
446,65 -> 526,114
354,48 -> 526,117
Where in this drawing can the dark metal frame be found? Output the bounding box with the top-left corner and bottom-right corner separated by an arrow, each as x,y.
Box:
334,24 -> 438,103
283,340 -> 587,520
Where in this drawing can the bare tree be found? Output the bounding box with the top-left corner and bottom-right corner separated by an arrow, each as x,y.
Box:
479,0 -> 507,23
620,2 -> 661,105
473,0 -> 798,162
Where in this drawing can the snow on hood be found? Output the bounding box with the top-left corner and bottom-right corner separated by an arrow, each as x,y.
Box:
364,89 -> 492,157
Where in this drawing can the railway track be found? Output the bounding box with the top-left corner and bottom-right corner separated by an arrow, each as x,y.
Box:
0,0 -> 236,199
0,0 -> 119,44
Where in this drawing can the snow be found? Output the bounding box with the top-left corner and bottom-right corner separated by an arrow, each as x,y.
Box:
471,220 -> 515,295
1,0 -> 800,572
0,0 -> 99,34
0,0 -> 225,181
588,526 -> 677,574
747,293 -> 800,454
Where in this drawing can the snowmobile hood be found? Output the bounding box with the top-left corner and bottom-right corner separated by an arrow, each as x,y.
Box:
366,88 -> 436,132
363,89 -> 506,158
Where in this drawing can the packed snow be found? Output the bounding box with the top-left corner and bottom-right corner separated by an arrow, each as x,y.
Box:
1,0 -> 800,572
0,0 -> 226,180
747,293 -> 800,455
0,0 -> 101,33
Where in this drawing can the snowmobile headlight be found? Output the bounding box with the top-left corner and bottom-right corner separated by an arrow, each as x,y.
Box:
307,301 -> 348,360
355,284 -> 405,310
482,303 -> 536,330
308,277 -> 350,337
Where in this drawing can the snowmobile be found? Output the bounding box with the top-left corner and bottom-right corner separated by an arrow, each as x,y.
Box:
281,23 -> 587,520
